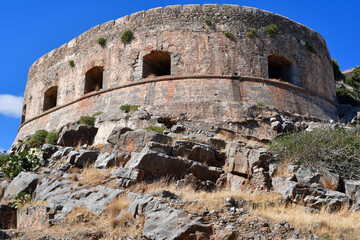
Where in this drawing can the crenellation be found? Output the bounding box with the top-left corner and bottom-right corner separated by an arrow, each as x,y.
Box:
164,5 -> 182,15
100,20 -> 115,31
145,7 -> 163,17
221,4 -> 241,14
182,4 -> 201,13
129,10 -> 145,23
202,4 -> 221,13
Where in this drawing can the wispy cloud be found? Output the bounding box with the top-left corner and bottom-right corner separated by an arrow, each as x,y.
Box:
0,94 -> 23,118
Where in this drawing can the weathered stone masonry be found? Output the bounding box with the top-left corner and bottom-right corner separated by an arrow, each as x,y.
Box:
16,4 -> 336,143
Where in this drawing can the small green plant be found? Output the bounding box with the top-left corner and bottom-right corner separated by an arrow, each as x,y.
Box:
92,111 -> 103,117
257,102 -> 265,107
97,37 -> 107,46
120,104 -> 140,113
265,24 -> 279,37
27,129 -> 49,148
125,114 -> 130,120
305,42 -> 316,53
345,76 -> 360,90
223,31 -> 233,39
69,60 -> 75,68
331,58 -> 341,80
296,37 -> 301,43
79,115 -> 96,127
11,192 -> 32,209
336,87 -> 360,107
0,149 -> 40,179
353,68 -> 360,80
121,29 -> 133,43
144,126 -> 165,133
204,19 -> 212,26
46,132 -> 59,145
246,28 -> 257,38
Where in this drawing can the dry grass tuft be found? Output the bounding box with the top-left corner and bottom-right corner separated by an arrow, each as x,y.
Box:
65,206 -> 97,222
107,194 -> 130,218
79,165 -> 114,185
112,215 -> 145,238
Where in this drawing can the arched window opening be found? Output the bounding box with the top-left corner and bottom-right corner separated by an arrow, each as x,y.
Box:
84,66 -> 103,94
268,55 -> 293,82
143,51 -> 171,78
43,86 -> 58,112
21,104 -> 26,124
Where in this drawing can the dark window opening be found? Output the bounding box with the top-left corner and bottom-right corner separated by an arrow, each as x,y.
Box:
43,86 -> 58,112
21,104 -> 26,124
84,66 -> 103,94
143,51 -> 171,78
268,55 -> 293,82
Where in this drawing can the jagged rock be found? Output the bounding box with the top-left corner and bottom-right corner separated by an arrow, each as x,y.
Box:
57,123 -> 98,147
3,172 -> 41,200
129,193 -> 212,240
228,145 -> 271,176
344,180 -> 360,200
69,149 -> 100,167
271,121 -> 282,132
172,140 -> 223,167
0,204 -> 17,229
110,168 -> 144,187
282,121 -> 297,133
41,144 -> 59,159
289,165 -> 341,190
126,150 -> 223,181
170,124 -> 186,133
206,138 -> 226,151
269,163 -> 279,177
57,163 -> 72,172
34,178 -> 73,202
272,177 -> 298,200
143,141 -> 172,155
114,129 -> 172,153
51,147 -> 74,160
107,126 -> 133,145
94,152 -> 117,169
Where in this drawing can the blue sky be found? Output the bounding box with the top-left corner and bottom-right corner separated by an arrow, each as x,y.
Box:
0,0 -> 359,151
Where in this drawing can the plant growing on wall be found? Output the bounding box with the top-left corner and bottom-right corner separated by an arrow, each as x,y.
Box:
79,115 -> 96,127
223,31 -> 233,39
121,29 -> 133,43
265,24 -> 279,37
204,19 -> 212,26
305,42 -> 316,53
46,132 -> 59,145
246,28 -> 257,38
97,37 -> 107,46
69,60 -> 75,68
144,126 -> 165,133
331,58 -> 341,80
120,104 -> 140,113
27,129 -> 49,148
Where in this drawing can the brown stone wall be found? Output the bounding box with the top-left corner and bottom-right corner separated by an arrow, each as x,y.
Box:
0,204 -> 16,229
16,4 -> 336,142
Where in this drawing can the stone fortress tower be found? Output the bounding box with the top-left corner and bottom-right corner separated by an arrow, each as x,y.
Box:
16,4 -> 337,144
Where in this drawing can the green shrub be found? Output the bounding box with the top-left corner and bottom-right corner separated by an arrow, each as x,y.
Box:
265,24 -> 279,37
11,192 -> 32,209
27,130 -> 49,148
79,115 -> 96,127
120,104 -> 140,113
92,111 -> 103,117
46,132 -> 59,145
353,68 -> 360,80
0,150 -> 40,179
296,37 -> 301,43
345,76 -> 360,90
69,60 -> 75,68
204,19 -> 212,26
269,127 -> 360,179
121,29 -> 133,43
336,88 -> 360,107
223,31 -> 233,39
332,58 -> 341,80
144,126 -> 165,133
246,28 -> 257,38
97,37 -> 107,46
305,42 -> 316,53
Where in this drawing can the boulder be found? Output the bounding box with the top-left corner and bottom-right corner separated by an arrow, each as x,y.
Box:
107,126 -> 133,145
272,177 -> 299,200
41,144 -> 59,159
3,172 -> 41,200
228,145 -> 270,176
110,168 -> 144,187
227,173 -> 247,191
57,123 -> 98,147
344,180 -> 360,200
70,149 -> 100,167
172,140 -> 223,167
114,129 -> 173,153
51,147 -> 74,160
94,152 -> 117,169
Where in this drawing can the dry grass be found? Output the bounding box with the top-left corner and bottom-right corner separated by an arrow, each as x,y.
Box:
111,215 -> 145,238
107,194 -> 130,218
65,206 -> 97,222
273,160 -> 292,178
79,165 -> 114,185
139,179 -> 360,239
20,200 -> 49,209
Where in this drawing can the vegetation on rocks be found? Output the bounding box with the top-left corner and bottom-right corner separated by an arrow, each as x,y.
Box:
305,41 -> 316,53
0,149 -> 40,179
223,31 -> 233,39
97,37 -> 107,46
336,87 -> 360,107
28,130 -> 49,148
269,126 -> 360,179
264,24 -> 279,37
119,104 -> 140,113
144,125 -> 165,133
332,58 -> 341,80
11,192 -> 32,209
79,115 -> 96,127
204,19 -> 212,26
69,60 -> 75,68
353,67 -> 360,80
121,29 -> 133,43
46,132 -> 59,145
246,28 -> 257,38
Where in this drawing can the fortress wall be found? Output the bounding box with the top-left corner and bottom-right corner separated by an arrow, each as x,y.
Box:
17,4 -> 336,142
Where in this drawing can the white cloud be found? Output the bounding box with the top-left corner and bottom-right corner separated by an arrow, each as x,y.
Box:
0,94 -> 23,118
